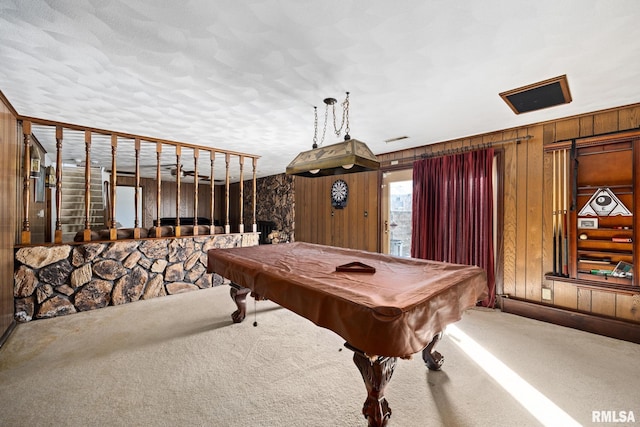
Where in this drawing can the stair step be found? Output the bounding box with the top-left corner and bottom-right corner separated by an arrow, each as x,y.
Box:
55,166 -> 105,242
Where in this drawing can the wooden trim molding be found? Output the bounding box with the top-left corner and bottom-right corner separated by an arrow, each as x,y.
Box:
500,296 -> 640,344
0,90 -> 19,117
545,128 -> 640,151
0,319 -> 16,349
19,115 -> 259,160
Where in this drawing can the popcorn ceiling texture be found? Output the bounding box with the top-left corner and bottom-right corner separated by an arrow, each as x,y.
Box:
2,1 -> 639,180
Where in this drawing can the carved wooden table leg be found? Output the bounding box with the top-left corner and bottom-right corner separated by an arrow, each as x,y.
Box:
347,344 -> 397,427
422,332 -> 444,371
229,283 -> 251,323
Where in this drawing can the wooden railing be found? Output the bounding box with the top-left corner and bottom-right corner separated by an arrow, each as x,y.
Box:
18,116 -> 260,244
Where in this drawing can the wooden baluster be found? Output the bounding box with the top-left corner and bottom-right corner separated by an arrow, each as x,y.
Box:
239,155 -> 244,233
210,150 -> 215,235
133,138 -> 141,239
225,153 -> 230,234
175,146 -> 182,237
193,148 -> 199,236
21,120 -> 32,244
155,142 -> 162,237
82,130 -> 92,242
252,157 -> 257,233
109,135 -> 117,240
54,126 -> 63,243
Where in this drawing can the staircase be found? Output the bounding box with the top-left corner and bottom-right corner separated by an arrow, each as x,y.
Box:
59,166 -> 105,241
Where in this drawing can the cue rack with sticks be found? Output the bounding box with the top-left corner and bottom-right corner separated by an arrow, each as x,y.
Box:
552,148 -> 571,277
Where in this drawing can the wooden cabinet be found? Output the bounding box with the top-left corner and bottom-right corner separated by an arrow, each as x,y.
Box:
572,139 -> 635,287
550,131 -> 640,293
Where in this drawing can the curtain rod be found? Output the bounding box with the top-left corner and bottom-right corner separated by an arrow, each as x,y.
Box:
381,135 -> 531,165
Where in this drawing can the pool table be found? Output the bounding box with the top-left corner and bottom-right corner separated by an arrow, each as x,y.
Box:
207,242 -> 487,426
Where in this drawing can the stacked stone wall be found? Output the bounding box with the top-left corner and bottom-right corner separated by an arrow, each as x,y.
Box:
14,233 -> 259,321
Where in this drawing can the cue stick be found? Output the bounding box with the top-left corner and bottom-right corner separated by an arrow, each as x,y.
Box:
571,139 -> 578,212
563,148 -> 569,277
557,150 -> 564,277
552,150 -> 557,276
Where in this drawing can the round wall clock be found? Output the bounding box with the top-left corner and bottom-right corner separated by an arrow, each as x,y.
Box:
331,179 -> 348,209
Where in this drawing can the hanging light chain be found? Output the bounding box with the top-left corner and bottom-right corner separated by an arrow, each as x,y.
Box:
312,106 -> 318,148
344,91 -> 350,139
312,91 -> 351,148
312,103 -> 330,149
332,91 -> 350,139
321,102 -> 329,146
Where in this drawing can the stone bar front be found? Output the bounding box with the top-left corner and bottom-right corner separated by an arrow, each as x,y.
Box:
14,233 -> 259,321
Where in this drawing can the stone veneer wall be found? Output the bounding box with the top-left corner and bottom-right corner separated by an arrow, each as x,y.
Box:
244,173 -> 294,243
13,233 -> 259,322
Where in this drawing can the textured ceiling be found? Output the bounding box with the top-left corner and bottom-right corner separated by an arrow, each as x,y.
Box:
1,0 -> 640,180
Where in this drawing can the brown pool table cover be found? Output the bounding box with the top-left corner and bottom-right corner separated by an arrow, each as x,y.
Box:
207,242 -> 488,358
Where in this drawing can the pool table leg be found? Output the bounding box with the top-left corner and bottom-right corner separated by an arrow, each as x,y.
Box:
422,332 -> 444,371
348,344 -> 397,427
229,283 -> 250,323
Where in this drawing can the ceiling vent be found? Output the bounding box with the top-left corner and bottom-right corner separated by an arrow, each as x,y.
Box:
384,136 -> 409,143
500,75 -> 572,114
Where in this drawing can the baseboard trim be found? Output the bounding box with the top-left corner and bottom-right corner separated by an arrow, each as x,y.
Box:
0,319 -> 17,349
500,297 -> 640,344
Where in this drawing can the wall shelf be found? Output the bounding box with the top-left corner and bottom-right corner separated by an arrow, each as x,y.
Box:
548,133 -> 640,295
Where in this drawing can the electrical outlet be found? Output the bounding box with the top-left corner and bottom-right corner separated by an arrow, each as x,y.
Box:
541,288 -> 552,300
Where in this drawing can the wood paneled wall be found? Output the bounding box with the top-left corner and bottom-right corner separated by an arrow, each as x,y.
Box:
543,105 -> 640,324
0,95 -> 18,341
295,171 -> 379,252
297,103 -> 640,325
117,175 -> 223,227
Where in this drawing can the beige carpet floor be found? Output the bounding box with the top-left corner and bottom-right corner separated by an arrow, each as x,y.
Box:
1,285 -> 639,426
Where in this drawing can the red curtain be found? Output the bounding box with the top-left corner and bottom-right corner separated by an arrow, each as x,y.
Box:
411,149 -> 496,307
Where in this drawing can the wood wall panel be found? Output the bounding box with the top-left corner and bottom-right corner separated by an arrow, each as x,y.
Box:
615,294 -> 640,323
501,135 -> 518,296
579,115 -> 594,137
349,173 -> 361,250
619,106 -> 640,129
552,280 -> 578,310
299,102 -> 640,328
316,178 -> 328,244
294,171 -> 378,251
365,172 -> 379,252
0,96 -> 18,340
525,126 -> 544,301
294,176 -> 313,243
514,130 -> 529,299
590,290 -> 616,318
295,177 -> 308,242
576,288 -> 591,313
555,118 -> 580,142
593,110 -> 619,134
541,135 -> 554,286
